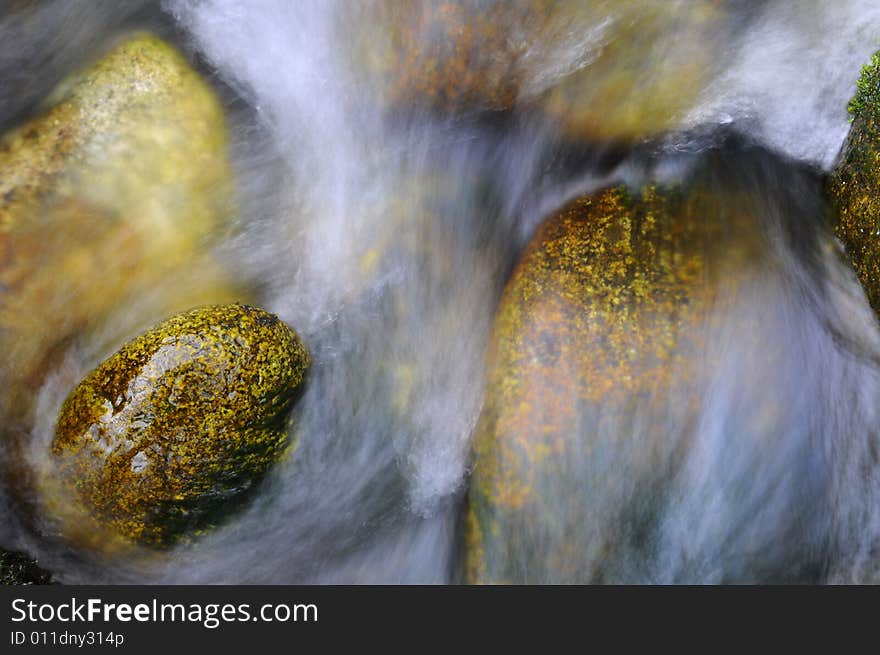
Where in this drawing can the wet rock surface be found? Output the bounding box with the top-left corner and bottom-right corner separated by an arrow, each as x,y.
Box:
49,304 -> 309,548
465,185 -> 727,582
465,151 -> 841,583
829,48 -> 880,317
0,31 -> 245,496
0,547 -> 53,585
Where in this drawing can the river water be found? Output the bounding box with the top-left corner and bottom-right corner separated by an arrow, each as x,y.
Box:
4,0 -> 880,583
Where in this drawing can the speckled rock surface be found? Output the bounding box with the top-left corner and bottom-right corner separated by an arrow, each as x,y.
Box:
0,30 -> 238,362
465,184 -> 762,583
829,49 -> 880,317
0,32 -> 243,473
49,304 -> 310,547
0,31 -> 232,236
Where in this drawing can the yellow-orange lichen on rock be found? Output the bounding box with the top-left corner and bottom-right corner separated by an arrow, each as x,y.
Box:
466,183 -> 764,583
0,32 -> 244,460
48,304 -> 310,548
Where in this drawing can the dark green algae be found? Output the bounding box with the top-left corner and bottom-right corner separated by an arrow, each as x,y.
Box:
50,303 -> 310,548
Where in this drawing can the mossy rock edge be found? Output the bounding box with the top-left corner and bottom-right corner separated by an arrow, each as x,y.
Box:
829,48 -> 880,317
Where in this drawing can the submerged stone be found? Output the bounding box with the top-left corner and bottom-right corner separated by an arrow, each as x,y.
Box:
828,49 -> 880,317
0,30 -> 233,255
0,32 -> 244,483
465,182 -> 768,583
537,1 -> 725,142
49,304 -> 310,548
353,1 -> 725,142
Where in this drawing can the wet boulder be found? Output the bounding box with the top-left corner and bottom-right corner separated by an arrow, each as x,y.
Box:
0,32 -> 244,473
464,180 -> 791,583
828,49 -> 880,317
352,0 -> 726,142
47,304 -> 310,548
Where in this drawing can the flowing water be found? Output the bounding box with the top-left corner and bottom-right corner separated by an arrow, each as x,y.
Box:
4,0 -> 880,583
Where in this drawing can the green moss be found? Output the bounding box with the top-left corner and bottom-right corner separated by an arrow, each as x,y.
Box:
848,51 -> 880,120
50,304 -> 310,548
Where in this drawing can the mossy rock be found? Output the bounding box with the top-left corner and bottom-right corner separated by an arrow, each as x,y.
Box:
828,49 -> 880,317
353,1 -> 725,142
47,304 -> 310,548
0,547 -> 53,585
465,184 -> 763,583
0,32 -> 243,447
0,30 -> 232,246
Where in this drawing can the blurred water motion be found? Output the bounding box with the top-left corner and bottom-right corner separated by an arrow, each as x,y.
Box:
3,0 -> 880,582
